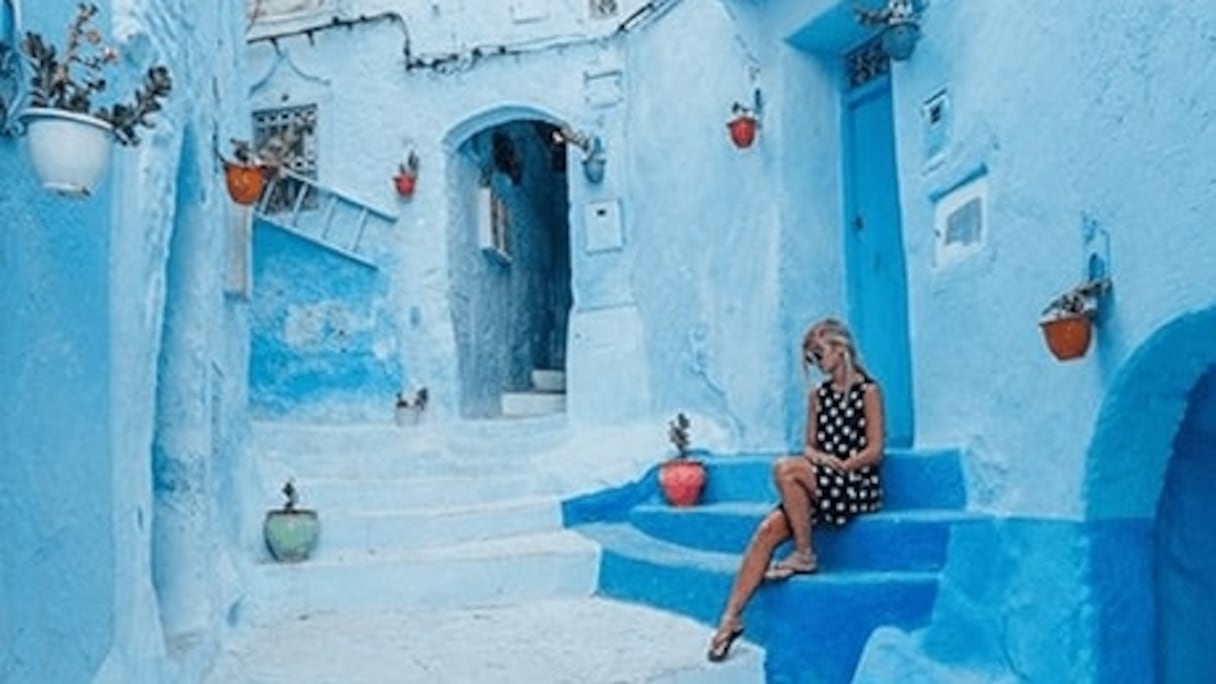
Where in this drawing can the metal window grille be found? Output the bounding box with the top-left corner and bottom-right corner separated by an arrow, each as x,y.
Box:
846,38 -> 889,89
253,104 -> 318,213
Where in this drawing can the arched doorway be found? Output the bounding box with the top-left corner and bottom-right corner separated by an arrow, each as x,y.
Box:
1084,307 -> 1216,682
444,109 -> 572,419
1156,365 -> 1216,682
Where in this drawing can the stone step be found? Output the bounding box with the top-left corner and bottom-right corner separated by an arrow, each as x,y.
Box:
573,521 -> 939,684
501,391 -> 566,417
315,496 -> 563,557
240,530 -> 600,627
206,597 -> 765,684
531,368 -> 566,392
294,472 -> 549,511
628,502 -> 978,572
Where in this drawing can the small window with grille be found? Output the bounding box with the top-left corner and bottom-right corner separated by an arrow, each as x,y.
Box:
252,104 -> 318,214
846,38 -> 889,90
590,0 -> 618,20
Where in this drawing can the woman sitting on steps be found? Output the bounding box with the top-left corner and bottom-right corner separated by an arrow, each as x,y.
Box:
707,317 -> 886,663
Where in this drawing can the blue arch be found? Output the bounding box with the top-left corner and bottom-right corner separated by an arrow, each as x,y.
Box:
1084,306 -> 1216,683
442,102 -> 565,152
1084,306 -> 1216,519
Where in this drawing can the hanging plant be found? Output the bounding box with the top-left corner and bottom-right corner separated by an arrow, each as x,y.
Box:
393,151 -> 420,198
1038,277 -> 1111,361
14,3 -> 173,195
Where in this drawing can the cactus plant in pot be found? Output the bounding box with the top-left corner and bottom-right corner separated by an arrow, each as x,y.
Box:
264,479 -> 320,563
658,412 -> 708,506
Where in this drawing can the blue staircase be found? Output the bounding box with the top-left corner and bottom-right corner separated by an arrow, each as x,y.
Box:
564,449 -> 970,684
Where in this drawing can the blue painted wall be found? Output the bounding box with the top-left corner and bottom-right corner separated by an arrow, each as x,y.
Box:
3,0 -> 1215,682
1,1 -> 252,681
250,221 -> 402,420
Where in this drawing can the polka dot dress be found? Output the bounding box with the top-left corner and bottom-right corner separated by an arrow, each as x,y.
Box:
812,376 -> 882,526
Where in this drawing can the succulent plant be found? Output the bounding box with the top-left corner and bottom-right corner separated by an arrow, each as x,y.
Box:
18,3 -> 172,145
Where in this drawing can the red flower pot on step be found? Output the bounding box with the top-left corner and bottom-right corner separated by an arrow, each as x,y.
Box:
659,458 -> 707,506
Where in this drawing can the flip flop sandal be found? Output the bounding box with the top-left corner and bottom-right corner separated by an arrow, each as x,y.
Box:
706,625 -> 745,663
764,560 -> 818,581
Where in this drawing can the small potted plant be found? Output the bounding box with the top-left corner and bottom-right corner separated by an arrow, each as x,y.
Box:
855,0 -> 922,61
263,479 -> 320,563
727,102 -> 759,149
658,412 -> 708,506
223,139 -> 271,206
223,111 -> 315,206
1039,277 -> 1111,361
17,3 -> 172,196
393,151 -> 420,198
394,386 -> 428,426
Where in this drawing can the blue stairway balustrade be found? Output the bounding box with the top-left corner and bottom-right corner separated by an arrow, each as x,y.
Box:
563,449 -> 972,684
253,168 -> 397,268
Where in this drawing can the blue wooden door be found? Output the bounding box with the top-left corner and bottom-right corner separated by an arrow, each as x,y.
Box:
842,72 -> 914,447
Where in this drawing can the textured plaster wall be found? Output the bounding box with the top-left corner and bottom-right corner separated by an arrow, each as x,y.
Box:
245,0 -> 817,446
887,0 -> 1216,518
2,1 -> 251,682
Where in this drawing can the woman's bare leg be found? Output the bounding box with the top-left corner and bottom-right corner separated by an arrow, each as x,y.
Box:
771,457 -> 818,565
716,510 -> 790,631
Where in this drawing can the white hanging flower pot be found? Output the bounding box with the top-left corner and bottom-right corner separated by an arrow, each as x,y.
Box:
20,107 -> 114,197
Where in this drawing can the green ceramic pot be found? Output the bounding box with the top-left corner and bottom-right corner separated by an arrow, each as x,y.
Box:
264,509 -> 320,562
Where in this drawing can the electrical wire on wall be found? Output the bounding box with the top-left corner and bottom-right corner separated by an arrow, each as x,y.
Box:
245,0 -> 687,76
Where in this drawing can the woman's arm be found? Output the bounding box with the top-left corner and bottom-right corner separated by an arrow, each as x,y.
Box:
845,383 -> 886,470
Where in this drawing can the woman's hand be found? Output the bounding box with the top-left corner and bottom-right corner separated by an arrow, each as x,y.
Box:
803,448 -> 849,472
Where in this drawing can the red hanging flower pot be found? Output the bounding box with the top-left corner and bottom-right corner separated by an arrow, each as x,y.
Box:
394,152 -> 420,199
728,114 -> 758,148
393,171 -> 417,198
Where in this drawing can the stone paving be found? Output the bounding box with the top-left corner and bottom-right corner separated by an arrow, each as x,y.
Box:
205,596 -> 765,683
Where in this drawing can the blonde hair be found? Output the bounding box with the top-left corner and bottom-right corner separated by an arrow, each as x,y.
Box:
801,317 -> 868,379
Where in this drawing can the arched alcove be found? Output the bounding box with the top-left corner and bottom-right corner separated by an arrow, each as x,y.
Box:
442,104 -> 573,419
1083,307 -> 1216,682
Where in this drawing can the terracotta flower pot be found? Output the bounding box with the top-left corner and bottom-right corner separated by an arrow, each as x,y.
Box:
659,459 -> 707,506
1040,314 -> 1093,361
394,172 -> 417,198
225,161 -> 267,206
727,115 -> 758,149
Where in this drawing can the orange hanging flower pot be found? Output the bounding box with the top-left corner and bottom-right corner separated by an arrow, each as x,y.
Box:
1038,278 -> 1110,362
1039,314 -> 1093,361
224,161 -> 267,206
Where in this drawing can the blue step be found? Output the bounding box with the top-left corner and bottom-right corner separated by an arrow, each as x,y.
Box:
700,448 -> 966,510
628,502 -> 974,572
561,448 -> 966,527
575,522 -> 940,684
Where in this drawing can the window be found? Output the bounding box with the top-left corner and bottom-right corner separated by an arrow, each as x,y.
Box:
933,174 -> 987,268
477,185 -> 511,263
252,104 -> 318,214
